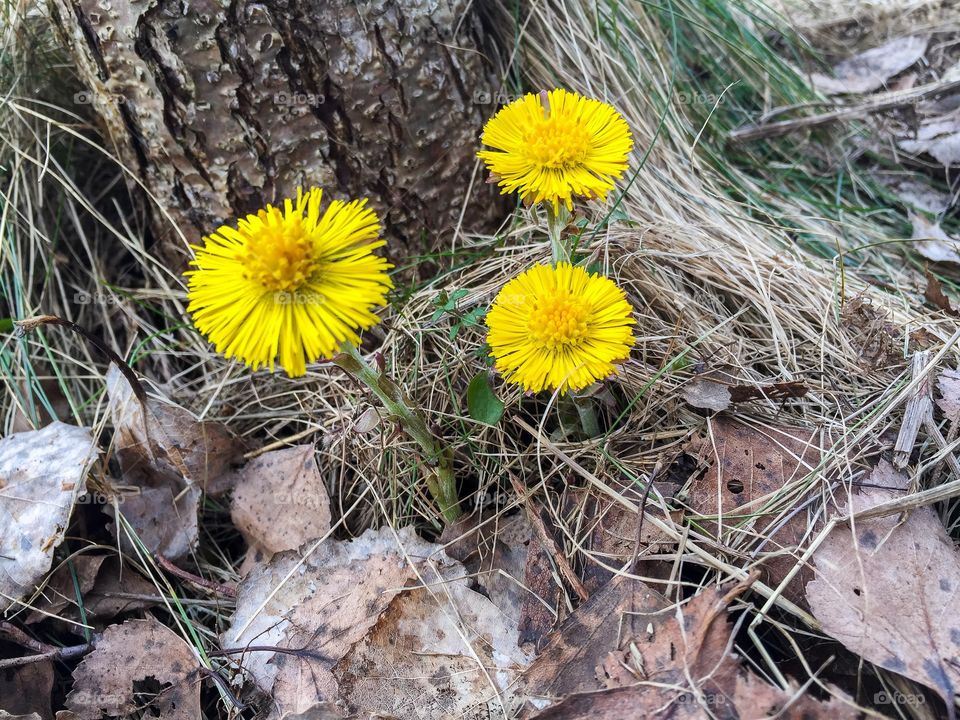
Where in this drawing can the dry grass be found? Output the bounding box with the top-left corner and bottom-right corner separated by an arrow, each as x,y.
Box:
1,0 -> 959,715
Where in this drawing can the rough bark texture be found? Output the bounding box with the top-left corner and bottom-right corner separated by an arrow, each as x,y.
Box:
47,0 -> 507,260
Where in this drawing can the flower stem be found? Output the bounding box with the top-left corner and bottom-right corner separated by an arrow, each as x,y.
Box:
333,341 -> 461,524
545,204 -> 571,264
571,392 -> 601,438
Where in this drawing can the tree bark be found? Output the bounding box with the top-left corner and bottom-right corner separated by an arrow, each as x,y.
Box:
47,0 -> 507,261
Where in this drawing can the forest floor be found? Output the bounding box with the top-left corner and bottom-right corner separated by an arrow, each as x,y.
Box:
1,0 -> 960,718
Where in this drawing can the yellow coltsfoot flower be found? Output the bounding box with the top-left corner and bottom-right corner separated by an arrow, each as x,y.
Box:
186,187 -> 393,377
486,263 -> 635,394
477,88 -> 633,211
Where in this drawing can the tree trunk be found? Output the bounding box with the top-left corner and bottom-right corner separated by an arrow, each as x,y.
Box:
47,0 -> 507,261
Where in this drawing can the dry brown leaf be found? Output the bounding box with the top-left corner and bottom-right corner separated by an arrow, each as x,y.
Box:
106,365 -> 243,495
0,422 -> 98,611
441,510 -> 533,628
105,366 -> 243,560
579,493 -> 677,597
29,555 -> 155,623
925,270 -> 959,316
223,526 -> 530,719
528,579 -> 858,719
805,463 -> 960,710
911,215 -> 960,265
684,375 -> 808,412
66,616 -> 200,719
229,445 -> 331,556
812,35 -> 928,94
111,484 -> 202,561
518,535 -> 562,649
0,661 -> 53,720
900,116 -> 960,168
519,575 -> 669,704
331,566 -> 531,719
683,377 -> 732,412
681,417 -> 826,605
937,368 -> 960,420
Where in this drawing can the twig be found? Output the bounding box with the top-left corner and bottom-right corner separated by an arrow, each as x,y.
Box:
729,78 -> 960,143
15,315 -> 148,406
156,554 -> 237,598
0,621 -> 50,654
894,351 -> 933,469
0,642 -> 91,670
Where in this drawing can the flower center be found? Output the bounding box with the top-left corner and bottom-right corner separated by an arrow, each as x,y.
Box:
528,292 -> 589,350
239,215 -> 319,292
524,116 -> 591,169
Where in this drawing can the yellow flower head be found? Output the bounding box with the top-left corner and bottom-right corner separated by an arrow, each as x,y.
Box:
486,263 -> 635,394
477,89 -> 633,211
186,188 -> 393,377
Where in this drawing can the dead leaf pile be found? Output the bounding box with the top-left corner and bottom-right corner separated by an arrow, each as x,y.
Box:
223,526 -> 532,719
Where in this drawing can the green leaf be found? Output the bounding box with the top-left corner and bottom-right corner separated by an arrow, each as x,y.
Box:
0,318 -> 13,333
466,372 -> 503,425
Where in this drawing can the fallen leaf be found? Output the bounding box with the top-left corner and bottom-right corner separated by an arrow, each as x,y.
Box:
441,510 -> 533,628
911,215 -> 960,264
681,418 -> 828,606
526,578 -> 859,719
0,422 -> 98,611
331,565 -> 530,719
518,535 -> 562,649
519,575 -> 669,704
107,484 -> 201,561
578,491 -> 677,596
806,463 -> 960,710
28,555 -> 155,623
937,368 -> 960,419
229,445 -> 331,556
925,269 -> 960,315
884,178 -> 953,215
106,364 -> 243,495
683,377 -> 731,412
223,526 -> 531,718
684,374 -> 808,412
812,35 -> 928,94
0,661 -> 53,720
900,116 -> 960,168
66,616 -> 200,719
106,365 -> 244,561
